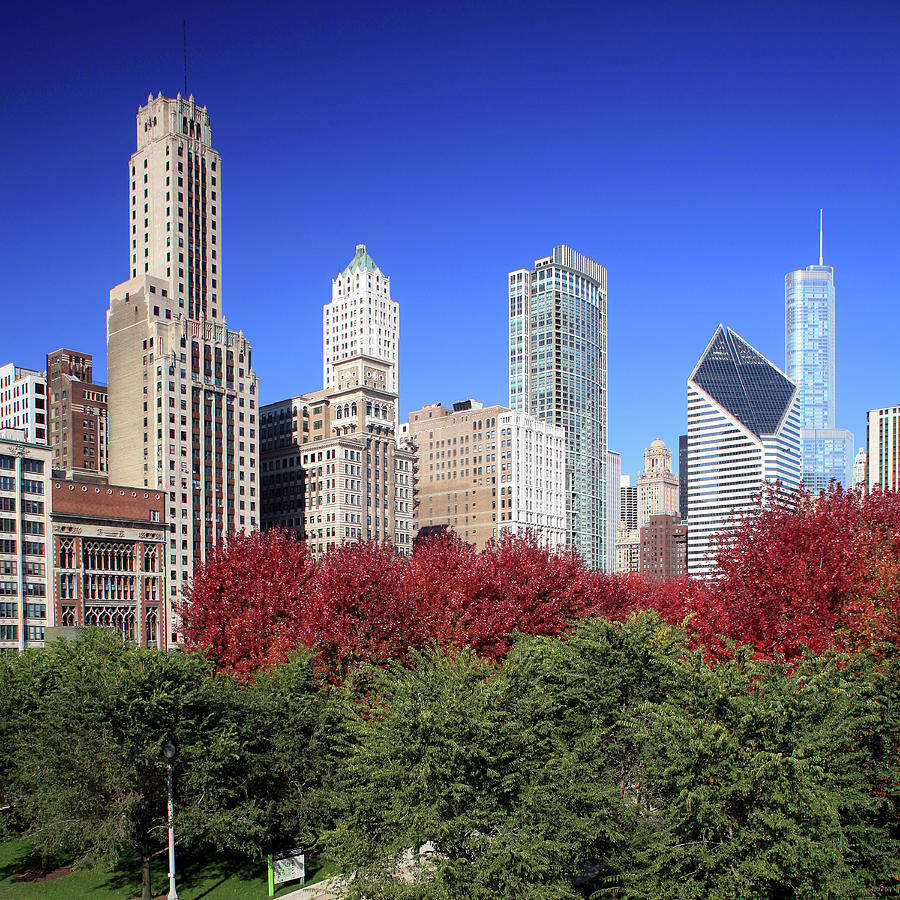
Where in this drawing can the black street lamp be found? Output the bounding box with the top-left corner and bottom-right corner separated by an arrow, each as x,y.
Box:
162,739 -> 178,900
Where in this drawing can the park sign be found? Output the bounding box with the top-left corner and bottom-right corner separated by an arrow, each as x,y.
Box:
267,847 -> 305,895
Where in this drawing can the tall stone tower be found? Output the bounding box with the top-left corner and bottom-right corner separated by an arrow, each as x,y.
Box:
107,93 -> 259,647
637,438 -> 679,528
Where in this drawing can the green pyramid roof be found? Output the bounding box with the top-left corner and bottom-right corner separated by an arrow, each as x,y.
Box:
340,244 -> 382,278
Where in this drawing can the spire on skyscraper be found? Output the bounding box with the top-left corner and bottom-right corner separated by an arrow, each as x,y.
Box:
819,207 -> 824,266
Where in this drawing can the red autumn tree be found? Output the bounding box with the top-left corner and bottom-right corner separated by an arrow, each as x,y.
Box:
178,528 -> 314,678
583,572 -> 726,657
403,531 -> 481,649
301,541 -> 417,680
459,533 -> 594,658
708,485 -> 900,659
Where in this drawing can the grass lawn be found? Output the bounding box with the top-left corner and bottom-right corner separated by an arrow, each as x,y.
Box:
0,839 -> 336,899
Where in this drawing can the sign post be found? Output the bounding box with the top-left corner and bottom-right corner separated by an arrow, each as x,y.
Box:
267,848 -> 305,896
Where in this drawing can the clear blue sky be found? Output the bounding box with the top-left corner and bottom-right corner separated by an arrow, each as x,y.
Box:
1,0 -> 898,477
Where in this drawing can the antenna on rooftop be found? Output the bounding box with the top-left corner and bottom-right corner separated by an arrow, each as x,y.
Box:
183,20 -> 188,98
819,208 -> 824,266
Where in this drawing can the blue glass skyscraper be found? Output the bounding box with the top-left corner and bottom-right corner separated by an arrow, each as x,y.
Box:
509,246 -> 608,569
784,212 -> 853,492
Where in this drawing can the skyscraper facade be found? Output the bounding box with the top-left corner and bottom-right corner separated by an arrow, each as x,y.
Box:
324,245 -> 398,399
605,450 -> 621,572
678,434 -> 689,521
619,475 -> 637,531
687,326 -> 801,577
785,215 -> 853,491
107,94 -> 259,646
866,406 -> 900,492
509,246 -> 608,569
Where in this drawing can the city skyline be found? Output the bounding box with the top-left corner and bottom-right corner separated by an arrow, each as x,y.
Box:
1,1 -> 898,479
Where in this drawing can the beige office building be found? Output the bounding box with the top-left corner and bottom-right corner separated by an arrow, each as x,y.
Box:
637,438 -> 679,528
615,520 -> 640,574
406,400 -> 565,550
261,356 -> 415,558
106,94 -> 259,646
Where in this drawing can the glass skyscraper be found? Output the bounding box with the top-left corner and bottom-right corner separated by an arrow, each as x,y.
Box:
509,246 -> 608,569
784,214 -> 853,492
687,325 -> 801,576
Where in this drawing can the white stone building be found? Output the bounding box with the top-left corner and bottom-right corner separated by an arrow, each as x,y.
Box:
324,245 -> 399,401
0,364 -> 47,446
0,429 -> 53,651
496,409 -> 566,549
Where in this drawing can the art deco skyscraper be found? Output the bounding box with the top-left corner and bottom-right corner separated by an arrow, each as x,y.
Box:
324,245 -> 399,399
509,246 -> 608,569
785,211 -> 853,491
636,438 -> 679,528
687,325 -> 800,577
107,94 -> 259,647
261,244 -> 413,558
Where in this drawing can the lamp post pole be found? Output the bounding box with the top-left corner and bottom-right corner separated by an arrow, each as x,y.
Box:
163,739 -> 179,900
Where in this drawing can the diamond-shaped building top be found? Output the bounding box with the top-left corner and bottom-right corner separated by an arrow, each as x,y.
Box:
690,325 -> 796,437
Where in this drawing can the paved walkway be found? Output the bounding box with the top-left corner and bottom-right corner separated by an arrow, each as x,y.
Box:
280,875 -> 344,899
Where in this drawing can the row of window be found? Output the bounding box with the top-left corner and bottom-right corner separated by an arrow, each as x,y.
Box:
0,624 -> 44,642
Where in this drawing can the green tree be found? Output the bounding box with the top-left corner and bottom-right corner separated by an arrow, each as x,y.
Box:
328,614 -> 686,899
631,649 -> 900,899
7,630 -> 256,900
230,648 -> 348,855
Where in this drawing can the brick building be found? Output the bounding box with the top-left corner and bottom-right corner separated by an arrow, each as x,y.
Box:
639,513 -> 687,580
46,349 -> 108,480
51,479 -> 166,647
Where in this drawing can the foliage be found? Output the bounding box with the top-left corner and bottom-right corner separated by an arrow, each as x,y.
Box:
3,630 -> 334,900
303,541 -> 417,680
2,612 -> 898,899
328,615 -> 686,898
230,649 -> 347,853
630,648 -> 900,899
179,528 -> 315,678
709,485 -> 900,660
